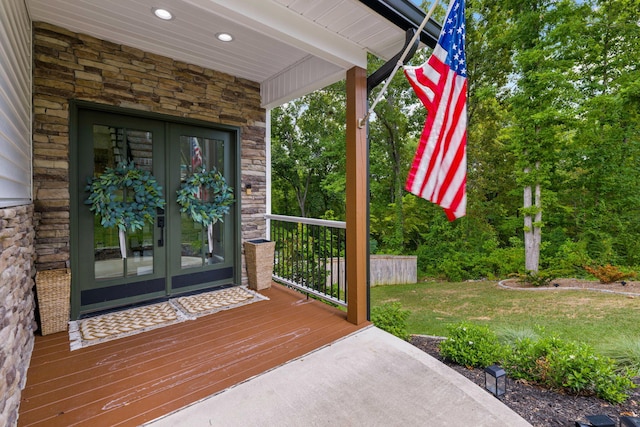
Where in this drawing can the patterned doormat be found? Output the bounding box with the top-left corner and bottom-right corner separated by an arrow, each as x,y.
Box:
172,286 -> 267,317
69,286 -> 268,350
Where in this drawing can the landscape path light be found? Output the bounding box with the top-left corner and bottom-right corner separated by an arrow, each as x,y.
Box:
484,364 -> 506,398
620,416 -> 640,427
575,414 -> 615,427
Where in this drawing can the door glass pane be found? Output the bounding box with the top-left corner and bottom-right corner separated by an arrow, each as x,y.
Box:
179,136 -> 226,269
92,125 -> 155,279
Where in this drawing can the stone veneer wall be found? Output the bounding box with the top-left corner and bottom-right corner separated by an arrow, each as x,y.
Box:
0,204 -> 36,427
32,22 -> 268,284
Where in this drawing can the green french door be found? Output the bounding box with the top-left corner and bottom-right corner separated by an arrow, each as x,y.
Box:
72,108 -> 239,318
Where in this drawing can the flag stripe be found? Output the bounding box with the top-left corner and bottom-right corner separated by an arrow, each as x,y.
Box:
416,58 -> 455,199
406,59 -> 448,196
434,77 -> 467,206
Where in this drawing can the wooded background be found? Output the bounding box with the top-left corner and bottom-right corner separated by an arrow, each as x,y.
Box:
270,0 -> 640,281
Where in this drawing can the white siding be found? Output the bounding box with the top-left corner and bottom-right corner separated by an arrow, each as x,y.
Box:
0,0 -> 32,208
261,55 -> 345,109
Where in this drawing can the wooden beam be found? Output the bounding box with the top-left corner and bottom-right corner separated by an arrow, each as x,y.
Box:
345,66 -> 368,325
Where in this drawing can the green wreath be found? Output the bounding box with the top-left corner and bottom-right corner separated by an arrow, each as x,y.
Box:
177,167 -> 234,226
85,161 -> 166,232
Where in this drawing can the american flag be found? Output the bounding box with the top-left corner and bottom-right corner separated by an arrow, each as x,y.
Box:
191,137 -> 203,170
191,137 -> 206,199
404,0 -> 467,221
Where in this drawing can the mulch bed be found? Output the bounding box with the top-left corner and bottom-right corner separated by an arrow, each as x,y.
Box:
411,301 -> 640,427
499,277 -> 640,295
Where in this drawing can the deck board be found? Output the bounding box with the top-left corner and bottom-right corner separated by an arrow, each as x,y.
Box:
19,284 -> 366,427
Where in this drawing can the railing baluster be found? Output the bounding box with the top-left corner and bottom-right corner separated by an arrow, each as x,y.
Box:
340,227 -> 345,301
266,214 -> 347,307
325,225 -> 331,298
317,224 -> 323,295
305,223 -> 310,291
295,222 -> 299,288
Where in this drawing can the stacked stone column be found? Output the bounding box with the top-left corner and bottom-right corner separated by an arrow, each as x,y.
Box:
0,205 -> 36,427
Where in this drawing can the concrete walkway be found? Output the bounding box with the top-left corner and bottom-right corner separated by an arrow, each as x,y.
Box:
145,326 -> 531,426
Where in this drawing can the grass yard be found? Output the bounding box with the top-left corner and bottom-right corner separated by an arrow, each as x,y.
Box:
370,280 -> 640,355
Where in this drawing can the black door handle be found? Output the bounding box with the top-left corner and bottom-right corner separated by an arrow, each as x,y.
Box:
157,215 -> 165,247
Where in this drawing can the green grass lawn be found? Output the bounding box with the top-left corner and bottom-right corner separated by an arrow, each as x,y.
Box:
371,280 -> 640,355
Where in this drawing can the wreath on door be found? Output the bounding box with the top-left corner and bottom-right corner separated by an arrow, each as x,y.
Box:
176,167 -> 235,226
85,161 -> 166,232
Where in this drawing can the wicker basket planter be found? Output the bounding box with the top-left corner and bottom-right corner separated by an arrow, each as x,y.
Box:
244,239 -> 275,291
36,269 -> 71,335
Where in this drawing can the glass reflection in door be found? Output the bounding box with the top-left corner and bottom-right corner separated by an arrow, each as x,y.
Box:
92,125 -> 155,279
179,136 -> 226,269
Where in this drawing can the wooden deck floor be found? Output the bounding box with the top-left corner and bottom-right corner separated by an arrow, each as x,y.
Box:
19,284 -> 366,427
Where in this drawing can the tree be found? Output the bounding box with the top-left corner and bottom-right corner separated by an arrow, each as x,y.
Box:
269,0 -> 640,279
558,0 -> 640,265
271,85 -> 346,218
504,0 -> 579,273
465,0 -> 519,245
367,53 -> 426,252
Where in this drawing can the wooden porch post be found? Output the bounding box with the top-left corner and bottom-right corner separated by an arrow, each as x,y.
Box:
346,66 -> 368,325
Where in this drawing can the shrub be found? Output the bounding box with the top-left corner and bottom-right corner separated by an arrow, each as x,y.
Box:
473,246 -> 522,280
517,270 -> 557,287
371,302 -> 410,340
600,336 -> 640,376
584,264 -> 637,284
504,335 -> 635,404
439,322 -> 507,368
495,326 -> 541,345
476,237 -> 525,279
438,257 -> 469,282
551,239 -> 592,277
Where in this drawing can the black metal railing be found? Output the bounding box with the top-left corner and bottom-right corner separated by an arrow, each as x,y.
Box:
266,214 -> 347,306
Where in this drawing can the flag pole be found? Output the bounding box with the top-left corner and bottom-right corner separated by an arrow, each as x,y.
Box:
358,0 -> 441,128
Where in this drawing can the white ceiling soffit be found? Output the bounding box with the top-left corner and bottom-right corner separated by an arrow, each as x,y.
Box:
25,0 -> 408,108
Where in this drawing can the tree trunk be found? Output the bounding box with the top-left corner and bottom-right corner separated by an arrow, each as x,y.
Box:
523,165 -> 542,273
381,114 -> 405,250
533,181 -> 542,266
295,173 -> 311,217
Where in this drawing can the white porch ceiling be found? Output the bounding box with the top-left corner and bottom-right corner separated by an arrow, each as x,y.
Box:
25,0 -> 413,108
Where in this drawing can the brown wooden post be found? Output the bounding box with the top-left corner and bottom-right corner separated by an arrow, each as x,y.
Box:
346,66 -> 368,325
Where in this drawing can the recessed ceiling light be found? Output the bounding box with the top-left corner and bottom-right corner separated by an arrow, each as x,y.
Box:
152,8 -> 174,21
216,32 -> 234,42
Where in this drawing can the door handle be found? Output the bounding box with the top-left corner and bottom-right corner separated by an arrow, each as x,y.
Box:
157,215 -> 165,247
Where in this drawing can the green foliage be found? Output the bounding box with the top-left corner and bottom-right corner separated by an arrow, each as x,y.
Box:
549,239 -> 593,277
600,336 -> 640,376
417,228 -> 524,281
371,280 -> 640,352
369,238 -> 378,255
370,302 -> 410,341
472,237 -> 525,279
85,161 -> 166,232
440,321 -> 637,404
271,83 -> 347,218
439,322 -> 506,368
176,167 -> 234,226
437,256 -> 469,283
367,50 -> 429,255
504,335 -> 635,404
270,0 -> 640,281
517,269 -> 557,287
495,326 -> 541,345
373,283 -> 640,403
